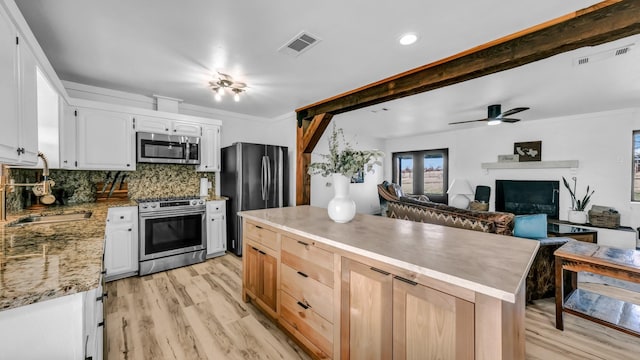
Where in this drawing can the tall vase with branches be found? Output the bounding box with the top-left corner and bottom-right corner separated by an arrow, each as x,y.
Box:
308,124 -> 383,223
562,176 -> 594,224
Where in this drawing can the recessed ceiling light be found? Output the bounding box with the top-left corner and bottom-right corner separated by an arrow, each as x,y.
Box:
399,33 -> 418,45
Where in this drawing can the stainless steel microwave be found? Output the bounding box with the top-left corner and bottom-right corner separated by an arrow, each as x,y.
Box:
136,132 -> 201,165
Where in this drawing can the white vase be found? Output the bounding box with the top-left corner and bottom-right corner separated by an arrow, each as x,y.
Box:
327,173 -> 356,223
568,210 -> 588,224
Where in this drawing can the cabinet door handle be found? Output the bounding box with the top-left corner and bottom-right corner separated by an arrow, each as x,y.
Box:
96,292 -> 108,302
394,275 -> 418,286
128,228 -> 132,232
101,270 -> 107,275
297,301 -> 309,310
252,247 -> 259,251
258,250 -> 266,255
296,271 -> 308,278
97,321 -> 104,327
120,216 -> 124,219
255,225 -> 263,229
370,267 -> 390,276
297,240 -> 309,247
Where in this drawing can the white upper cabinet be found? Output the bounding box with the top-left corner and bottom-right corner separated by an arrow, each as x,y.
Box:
0,10 -> 38,166
58,101 -> 77,169
17,34 -> 39,165
172,121 -> 201,137
76,107 -> 135,170
134,115 -> 172,134
0,9 -> 19,163
135,115 -> 201,136
197,124 -> 221,172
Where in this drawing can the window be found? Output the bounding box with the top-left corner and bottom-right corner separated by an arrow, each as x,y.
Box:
392,149 -> 449,203
633,131 -> 640,201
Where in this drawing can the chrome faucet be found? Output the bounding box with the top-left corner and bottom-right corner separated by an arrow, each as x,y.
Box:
1,152 -> 55,221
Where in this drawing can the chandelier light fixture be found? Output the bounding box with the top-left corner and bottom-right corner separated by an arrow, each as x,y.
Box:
209,72 -> 247,102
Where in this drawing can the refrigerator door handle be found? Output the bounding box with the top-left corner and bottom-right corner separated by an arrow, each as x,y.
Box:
265,155 -> 272,201
261,156 -> 267,201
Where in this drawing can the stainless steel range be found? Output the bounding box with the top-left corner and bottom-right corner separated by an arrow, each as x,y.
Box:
138,197 -> 206,276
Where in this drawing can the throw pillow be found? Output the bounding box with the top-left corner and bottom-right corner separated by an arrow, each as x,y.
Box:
513,214 -> 548,239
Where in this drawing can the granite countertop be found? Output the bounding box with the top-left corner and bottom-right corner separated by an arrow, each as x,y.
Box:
240,206 -> 540,303
0,199 -> 135,311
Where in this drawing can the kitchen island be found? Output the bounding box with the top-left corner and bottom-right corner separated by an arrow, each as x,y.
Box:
240,206 -> 539,359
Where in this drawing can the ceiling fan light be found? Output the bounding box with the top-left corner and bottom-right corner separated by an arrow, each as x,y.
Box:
487,119 -> 502,126
217,87 -> 225,96
234,93 -> 240,102
214,93 -> 222,101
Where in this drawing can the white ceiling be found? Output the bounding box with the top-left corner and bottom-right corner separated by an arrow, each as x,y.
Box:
15,0 -> 634,139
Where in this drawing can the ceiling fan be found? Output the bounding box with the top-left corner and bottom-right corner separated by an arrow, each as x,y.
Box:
449,104 -> 530,126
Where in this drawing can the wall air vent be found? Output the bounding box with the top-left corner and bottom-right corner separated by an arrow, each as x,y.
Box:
573,44 -> 634,66
278,31 -> 321,57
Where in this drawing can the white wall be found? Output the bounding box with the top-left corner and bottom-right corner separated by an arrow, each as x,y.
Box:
310,119 -> 385,214
384,108 -> 640,229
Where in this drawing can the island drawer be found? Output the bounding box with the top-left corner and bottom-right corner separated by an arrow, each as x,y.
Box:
281,264 -> 333,321
280,291 -> 333,357
281,235 -> 334,288
245,222 -> 277,250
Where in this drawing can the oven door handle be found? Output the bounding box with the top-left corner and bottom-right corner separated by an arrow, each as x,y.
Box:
139,209 -> 205,219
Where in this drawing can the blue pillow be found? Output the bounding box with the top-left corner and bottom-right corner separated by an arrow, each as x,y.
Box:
513,214 -> 547,239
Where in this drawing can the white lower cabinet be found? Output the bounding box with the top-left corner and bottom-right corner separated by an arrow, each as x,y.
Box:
206,200 -> 227,258
0,287 -> 103,360
104,206 -> 139,281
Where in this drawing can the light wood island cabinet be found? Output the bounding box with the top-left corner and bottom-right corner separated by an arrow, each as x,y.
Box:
243,221 -> 279,318
240,206 -> 538,360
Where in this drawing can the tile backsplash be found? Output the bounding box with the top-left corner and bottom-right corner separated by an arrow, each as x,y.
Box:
7,164 -> 216,212
127,164 -> 215,200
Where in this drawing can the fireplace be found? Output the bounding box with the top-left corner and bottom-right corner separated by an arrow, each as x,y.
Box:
495,180 -> 560,219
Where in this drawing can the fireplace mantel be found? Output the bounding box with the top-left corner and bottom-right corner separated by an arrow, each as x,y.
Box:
481,160 -> 579,170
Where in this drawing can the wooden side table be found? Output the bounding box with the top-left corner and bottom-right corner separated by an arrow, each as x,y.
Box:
555,241 -> 640,337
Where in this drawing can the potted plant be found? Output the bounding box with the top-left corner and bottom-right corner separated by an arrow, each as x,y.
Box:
308,124 -> 383,223
562,176 -> 594,224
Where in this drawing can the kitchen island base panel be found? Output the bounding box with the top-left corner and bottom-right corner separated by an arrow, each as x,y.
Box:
239,206 -> 535,360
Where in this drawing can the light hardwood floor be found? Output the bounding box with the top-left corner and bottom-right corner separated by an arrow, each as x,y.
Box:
105,254 -> 640,360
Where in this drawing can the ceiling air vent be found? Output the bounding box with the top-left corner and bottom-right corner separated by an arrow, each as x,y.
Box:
573,44 -> 634,66
278,31 -> 321,57
615,47 -> 630,56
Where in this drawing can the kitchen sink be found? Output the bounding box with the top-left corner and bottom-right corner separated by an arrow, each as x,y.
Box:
8,211 -> 93,227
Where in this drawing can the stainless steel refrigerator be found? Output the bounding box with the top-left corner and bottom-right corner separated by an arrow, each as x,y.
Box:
221,142 -> 289,256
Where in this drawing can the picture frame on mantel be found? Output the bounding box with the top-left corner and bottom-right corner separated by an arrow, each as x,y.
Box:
514,141 -> 542,162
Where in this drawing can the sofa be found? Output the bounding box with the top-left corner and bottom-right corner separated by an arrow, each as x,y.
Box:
380,186 -> 569,302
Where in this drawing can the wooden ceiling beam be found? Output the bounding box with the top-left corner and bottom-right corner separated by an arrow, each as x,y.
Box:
295,0 -> 640,121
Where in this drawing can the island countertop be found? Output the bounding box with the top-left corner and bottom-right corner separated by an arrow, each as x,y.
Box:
239,205 -> 540,303
0,200 -> 135,311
